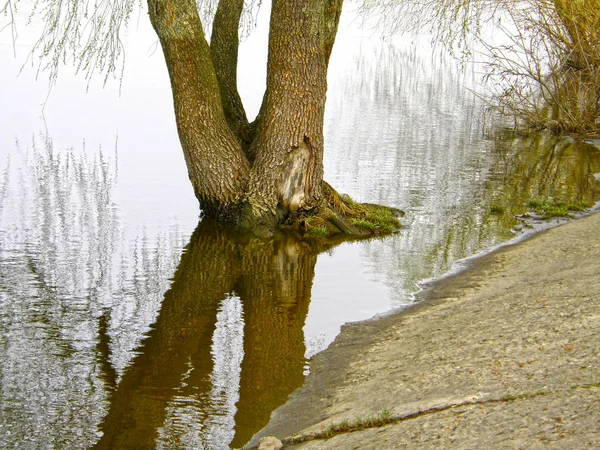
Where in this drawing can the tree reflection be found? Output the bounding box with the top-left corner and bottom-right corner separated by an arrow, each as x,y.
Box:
387,132 -> 600,304
95,221 -> 330,449
325,33 -> 600,307
0,136 -> 189,448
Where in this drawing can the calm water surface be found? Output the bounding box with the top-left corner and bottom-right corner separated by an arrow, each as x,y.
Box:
1,5 -> 600,449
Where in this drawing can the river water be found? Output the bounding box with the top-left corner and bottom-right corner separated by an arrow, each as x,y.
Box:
1,4 -> 600,450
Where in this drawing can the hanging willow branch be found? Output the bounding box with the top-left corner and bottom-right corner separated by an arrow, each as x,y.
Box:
20,0 -> 138,84
358,0 -> 600,135
0,0 -> 262,85
197,0 -> 262,39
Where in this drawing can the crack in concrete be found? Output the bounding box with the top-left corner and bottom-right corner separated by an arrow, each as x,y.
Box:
281,390 -> 552,446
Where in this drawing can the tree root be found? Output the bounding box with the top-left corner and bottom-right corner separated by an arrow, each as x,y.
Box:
280,181 -> 403,240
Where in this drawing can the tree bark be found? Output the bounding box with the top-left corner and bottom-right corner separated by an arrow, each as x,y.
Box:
245,0 -> 340,228
210,0 -> 251,146
324,0 -> 343,64
148,0 -> 250,218
148,0 -> 347,231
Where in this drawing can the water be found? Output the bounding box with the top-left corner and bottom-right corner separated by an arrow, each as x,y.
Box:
2,4 -> 600,450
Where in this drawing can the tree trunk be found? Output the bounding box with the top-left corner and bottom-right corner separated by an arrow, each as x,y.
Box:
148,0 -> 250,219
244,0 -> 338,228
237,0 -> 344,230
210,0 -> 251,146
148,0 -> 347,231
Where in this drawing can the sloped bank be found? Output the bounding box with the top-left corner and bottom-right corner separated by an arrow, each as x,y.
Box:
246,211 -> 600,449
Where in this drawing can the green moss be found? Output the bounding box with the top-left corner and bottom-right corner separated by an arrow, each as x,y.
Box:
501,390 -> 548,401
570,382 -> 600,390
350,218 -> 379,231
282,184 -> 403,240
324,408 -> 396,436
303,215 -> 315,226
349,204 -> 402,234
526,199 -> 592,218
308,226 -> 329,237
490,205 -> 505,214
286,407 -> 397,444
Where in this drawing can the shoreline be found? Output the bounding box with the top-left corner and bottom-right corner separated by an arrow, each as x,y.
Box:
246,211 -> 600,449
413,200 -> 600,304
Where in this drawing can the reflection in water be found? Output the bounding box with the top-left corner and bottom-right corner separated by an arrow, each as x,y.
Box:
0,135 -> 327,448
94,222 -> 323,449
0,136 -> 188,448
409,132 -> 600,279
490,133 -> 600,210
320,36 -> 498,320
323,36 -> 600,317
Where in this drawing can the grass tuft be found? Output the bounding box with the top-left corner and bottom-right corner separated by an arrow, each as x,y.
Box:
526,199 -> 592,218
349,204 -> 402,234
501,390 -> 548,402
570,381 -> 600,390
378,408 -> 392,421
308,226 -> 329,237
322,408 -> 397,437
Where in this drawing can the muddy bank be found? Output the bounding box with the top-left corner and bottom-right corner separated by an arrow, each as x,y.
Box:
246,212 -> 600,449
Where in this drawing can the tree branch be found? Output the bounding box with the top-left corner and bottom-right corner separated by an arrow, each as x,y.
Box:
148,0 -> 250,213
210,0 -> 251,147
324,0 -> 343,65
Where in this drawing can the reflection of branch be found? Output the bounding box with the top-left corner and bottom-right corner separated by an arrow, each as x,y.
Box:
96,311 -> 118,392
0,155 -> 10,218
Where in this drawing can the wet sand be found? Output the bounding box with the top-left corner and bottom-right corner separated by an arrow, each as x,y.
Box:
246,212 -> 600,449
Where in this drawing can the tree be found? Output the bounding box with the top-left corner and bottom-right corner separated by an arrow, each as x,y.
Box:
1,0 -> 400,236
359,0 -> 600,135
150,0 -> 339,229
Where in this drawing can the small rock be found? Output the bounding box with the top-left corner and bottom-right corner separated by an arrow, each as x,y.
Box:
257,436 -> 283,450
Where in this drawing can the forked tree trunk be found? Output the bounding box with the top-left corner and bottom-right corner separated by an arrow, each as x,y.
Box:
148,0 -> 342,231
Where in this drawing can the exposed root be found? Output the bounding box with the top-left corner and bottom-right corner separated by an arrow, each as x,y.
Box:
322,181 -> 365,218
280,181 -> 403,240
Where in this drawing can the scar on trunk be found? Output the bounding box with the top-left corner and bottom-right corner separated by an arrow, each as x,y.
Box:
279,137 -> 311,211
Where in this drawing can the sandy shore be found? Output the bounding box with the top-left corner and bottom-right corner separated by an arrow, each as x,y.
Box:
247,212 -> 600,449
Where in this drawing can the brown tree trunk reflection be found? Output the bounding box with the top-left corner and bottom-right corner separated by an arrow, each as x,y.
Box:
232,238 -> 317,448
94,222 -> 326,449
